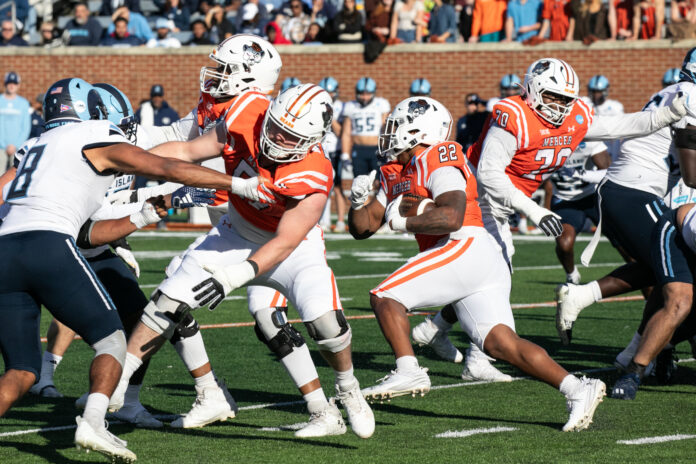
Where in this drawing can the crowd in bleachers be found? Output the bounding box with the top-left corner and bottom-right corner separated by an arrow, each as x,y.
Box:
0,0 -> 692,48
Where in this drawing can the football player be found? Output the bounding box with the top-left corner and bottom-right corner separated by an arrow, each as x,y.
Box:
410,57 -> 687,380
485,73 -> 522,112
349,96 -> 606,432
110,84 -> 375,439
582,75 -> 624,160
318,77 -> 346,232
663,68 -> 681,88
409,78 -> 431,97
0,77 -> 243,462
281,76 -> 301,92
338,77 -> 391,231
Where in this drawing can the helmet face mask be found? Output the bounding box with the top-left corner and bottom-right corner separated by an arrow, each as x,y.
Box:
523,58 -> 579,126
200,59 -> 244,99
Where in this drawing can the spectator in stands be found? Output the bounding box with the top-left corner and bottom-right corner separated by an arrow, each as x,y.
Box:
186,18 -> 215,44
537,0 -> 573,40
136,84 -> 179,127
569,0 -> 610,42
332,0 -> 363,42
504,0 -> 541,42
156,0 -> 198,16
632,0 -> 664,39
265,20 -> 292,42
234,0 -> 269,30
303,21 -> 323,41
428,0 -> 457,42
159,0 -> 191,31
101,15 -> 145,45
29,93 -> 45,139
469,0 -> 506,41
238,2 -> 264,35
37,21 -> 63,47
100,0 -> 141,16
1,0 -> 29,32
106,5 -> 153,41
63,2 -> 103,45
389,0 -> 425,43
310,0 -> 337,29
365,0 -> 393,42
205,5 -> 236,42
276,0 -> 311,42
456,93 -> 488,150
0,72 -> 30,174
458,0 -> 474,40
53,0 -> 83,18
612,0 -> 634,39
0,20 -> 29,46
147,17 -> 182,46
669,0 -> 696,38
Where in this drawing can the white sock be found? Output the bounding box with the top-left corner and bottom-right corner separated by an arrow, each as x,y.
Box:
40,351 -> 62,384
304,388 -> 329,414
432,312 -> 453,332
335,366 -> 356,391
123,384 -> 142,407
567,267 -> 580,283
559,374 -> 582,397
588,280 -> 602,302
174,331 -> 210,372
194,370 -> 217,390
83,393 -> 109,429
122,353 -> 143,384
395,355 -> 419,372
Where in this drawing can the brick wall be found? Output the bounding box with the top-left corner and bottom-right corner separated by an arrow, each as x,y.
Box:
1,41 -> 695,121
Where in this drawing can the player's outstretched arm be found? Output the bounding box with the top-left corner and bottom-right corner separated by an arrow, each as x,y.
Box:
148,121 -> 227,163
85,142 -> 233,191
81,197 -> 169,247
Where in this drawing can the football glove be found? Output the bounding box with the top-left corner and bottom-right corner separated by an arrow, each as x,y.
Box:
340,152 -> 354,180
192,261 -> 257,310
654,92 -> 688,127
129,200 -> 163,229
114,246 -> 140,278
536,213 -> 563,237
384,195 -> 407,232
171,186 -> 216,208
350,170 -> 377,210
230,176 -> 275,204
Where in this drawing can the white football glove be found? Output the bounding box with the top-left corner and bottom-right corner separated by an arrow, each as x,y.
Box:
654,92 -> 689,127
108,189 -> 134,205
350,170 -> 377,210
384,195 -> 407,232
192,261 -> 257,310
129,201 -> 162,229
114,246 -> 140,278
230,177 -> 275,204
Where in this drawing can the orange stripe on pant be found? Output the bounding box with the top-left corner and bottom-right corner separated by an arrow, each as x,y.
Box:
373,237 -> 474,293
374,239 -> 462,288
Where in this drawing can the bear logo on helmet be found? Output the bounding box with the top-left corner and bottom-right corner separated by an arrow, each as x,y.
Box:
243,42 -> 265,68
321,102 -> 333,130
531,60 -> 551,75
407,99 -> 430,118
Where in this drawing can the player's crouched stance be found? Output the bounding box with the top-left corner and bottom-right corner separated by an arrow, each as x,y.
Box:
111,84 -> 374,439
349,97 -> 605,431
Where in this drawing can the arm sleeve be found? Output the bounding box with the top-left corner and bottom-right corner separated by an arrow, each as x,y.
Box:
426,166 -> 467,198
90,201 -> 145,221
375,186 -> 387,207
137,110 -> 198,149
477,124 -> 544,216
585,111 -> 665,141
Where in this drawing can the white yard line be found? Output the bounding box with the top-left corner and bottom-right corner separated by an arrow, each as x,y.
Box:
435,426 -> 518,438
617,434 -> 696,445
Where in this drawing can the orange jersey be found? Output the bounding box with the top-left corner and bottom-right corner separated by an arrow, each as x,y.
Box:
638,2 -> 656,38
379,141 -> 483,252
467,95 -> 594,197
542,0 -> 572,40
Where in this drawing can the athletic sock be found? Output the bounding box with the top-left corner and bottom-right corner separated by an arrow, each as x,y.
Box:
432,312 -> 453,332
588,280 -> 602,302
40,351 -> 62,384
122,353 -> 143,383
194,370 -> 217,390
559,374 -> 582,397
335,366 -> 356,391
304,388 -> 329,414
395,355 -> 419,372
83,393 -> 109,430
123,384 -> 142,407
567,267 -> 580,283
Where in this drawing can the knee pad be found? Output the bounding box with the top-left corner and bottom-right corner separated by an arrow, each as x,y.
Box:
141,291 -> 191,339
92,330 -> 127,367
304,310 -> 352,353
254,307 -> 305,359
169,311 -> 200,345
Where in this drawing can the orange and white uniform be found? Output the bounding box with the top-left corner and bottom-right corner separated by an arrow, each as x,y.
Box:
468,94 -> 670,263
370,141 -> 515,349
158,121 -> 341,322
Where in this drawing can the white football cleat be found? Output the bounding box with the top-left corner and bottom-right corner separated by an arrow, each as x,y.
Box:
110,402 -> 163,429
170,382 -> 237,428
563,377 -> 605,432
294,402 -> 347,438
411,316 -> 463,363
74,416 -> 137,463
555,283 -> 596,345
29,382 -> 63,398
361,367 -> 431,401
461,346 -> 512,382
335,381 -> 375,439
108,378 -> 129,412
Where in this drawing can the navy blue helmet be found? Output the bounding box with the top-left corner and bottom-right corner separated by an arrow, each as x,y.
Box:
410,78 -> 431,97
94,83 -> 137,143
43,78 -> 106,130
356,77 -> 377,106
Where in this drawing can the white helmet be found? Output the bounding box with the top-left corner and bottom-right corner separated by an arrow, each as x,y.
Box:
523,58 -> 579,126
260,83 -> 334,163
200,34 -> 282,99
378,97 -> 452,162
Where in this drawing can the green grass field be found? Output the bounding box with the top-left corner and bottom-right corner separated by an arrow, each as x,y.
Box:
1,232 -> 695,464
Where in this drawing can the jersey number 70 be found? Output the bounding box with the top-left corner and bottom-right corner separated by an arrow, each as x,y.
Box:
522,147 -> 573,182
7,144 -> 46,200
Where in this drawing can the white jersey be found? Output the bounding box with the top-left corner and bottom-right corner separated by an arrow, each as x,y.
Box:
664,178 -> 696,209
321,99 -> 344,154
607,82 -> 696,197
551,140 -> 607,201
342,97 -> 390,137
582,97 -> 624,159
0,120 -> 130,238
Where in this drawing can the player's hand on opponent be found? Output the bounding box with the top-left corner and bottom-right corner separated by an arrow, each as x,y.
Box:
192,261 -> 257,310
230,176 -> 275,204
350,170 -> 377,210
340,152 -> 354,180
384,195 -> 408,232
129,195 -> 168,229
170,186 -> 216,208
655,91 -> 689,126
114,246 -> 140,278
528,206 -> 563,237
